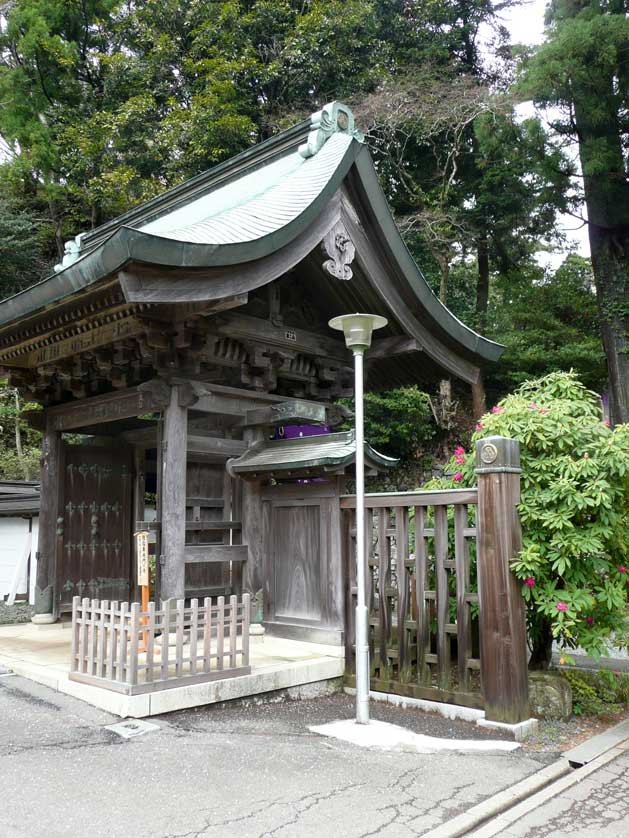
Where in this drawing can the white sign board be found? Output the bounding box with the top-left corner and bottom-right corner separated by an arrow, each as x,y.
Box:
135,531 -> 149,587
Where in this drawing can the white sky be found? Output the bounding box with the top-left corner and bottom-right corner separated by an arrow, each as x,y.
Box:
500,0 -> 591,267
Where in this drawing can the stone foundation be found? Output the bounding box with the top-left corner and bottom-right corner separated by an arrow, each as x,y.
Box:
528,671 -> 572,719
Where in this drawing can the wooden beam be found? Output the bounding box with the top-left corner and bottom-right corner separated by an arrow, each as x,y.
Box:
244,400 -> 326,427
187,435 -> 247,458
0,315 -> 146,369
46,383 -> 168,432
368,336 -> 422,361
217,313 -> 351,367
184,545 -> 248,564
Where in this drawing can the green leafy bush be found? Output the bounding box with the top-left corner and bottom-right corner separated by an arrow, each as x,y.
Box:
424,371 -> 629,667
562,669 -> 629,716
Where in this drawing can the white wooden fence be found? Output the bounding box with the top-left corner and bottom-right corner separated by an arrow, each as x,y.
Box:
69,594 -> 251,695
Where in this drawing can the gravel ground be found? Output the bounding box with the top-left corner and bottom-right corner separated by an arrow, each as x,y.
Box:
161,691 -> 536,746
0,602 -> 33,625
524,708 -> 629,753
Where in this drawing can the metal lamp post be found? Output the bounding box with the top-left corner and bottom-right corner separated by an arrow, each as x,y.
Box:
329,312 -> 388,724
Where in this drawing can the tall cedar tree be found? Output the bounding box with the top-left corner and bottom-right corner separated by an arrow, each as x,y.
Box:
523,0 -> 629,425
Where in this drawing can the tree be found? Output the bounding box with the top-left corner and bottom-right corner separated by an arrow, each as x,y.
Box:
488,254 -> 607,397
521,0 -> 629,425
0,198 -> 48,294
429,371 -> 629,668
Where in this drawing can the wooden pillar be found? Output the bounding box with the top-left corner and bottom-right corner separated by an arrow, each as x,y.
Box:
241,428 -> 264,596
32,416 -> 62,622
475,435 -> 530,724
160,385 -> 188,601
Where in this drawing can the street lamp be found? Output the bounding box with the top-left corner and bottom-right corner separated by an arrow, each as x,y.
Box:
329,313 -> 388,724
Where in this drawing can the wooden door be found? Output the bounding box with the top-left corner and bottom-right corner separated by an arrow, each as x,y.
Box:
57,444 -> 133,611
272,504 -> 322,621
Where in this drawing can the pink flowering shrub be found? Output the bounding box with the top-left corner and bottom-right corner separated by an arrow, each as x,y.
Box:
423,371 -> 629,668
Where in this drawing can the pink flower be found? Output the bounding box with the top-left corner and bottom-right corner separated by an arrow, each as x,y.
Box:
475,422 -> 485,432
525,577 -> 536,588
556,601 -> 568,612
539,407 -> 549,414
528,402 -> 537,409
454,446 -> 466,456
604,419 -> 611,427
453,472 -> 463,482
491,405 -> 504,414
586,616 -> 594,626
618,566 -> 627,574
455,454 -> 466,465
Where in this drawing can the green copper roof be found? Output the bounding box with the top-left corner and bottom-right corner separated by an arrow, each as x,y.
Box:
227,430 -> 398,477
0,100 -> 503,371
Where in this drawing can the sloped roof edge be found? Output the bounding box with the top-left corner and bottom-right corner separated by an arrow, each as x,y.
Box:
228,430 -> 398,476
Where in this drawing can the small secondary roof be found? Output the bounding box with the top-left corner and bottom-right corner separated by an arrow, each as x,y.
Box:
227,430 -> 398,478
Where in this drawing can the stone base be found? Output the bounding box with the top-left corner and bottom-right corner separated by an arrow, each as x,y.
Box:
250,623 -> 265,637
528,671 -> 572,719
477,717 -> 539,742
31,613 -> 56,625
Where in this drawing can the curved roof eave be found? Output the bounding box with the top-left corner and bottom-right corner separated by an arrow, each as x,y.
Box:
352,147 -> 503,365
0,136 -> 361,329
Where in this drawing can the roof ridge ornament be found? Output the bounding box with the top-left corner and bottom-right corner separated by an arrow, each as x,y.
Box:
299,102 -> 364,159
54,233 -> 85,273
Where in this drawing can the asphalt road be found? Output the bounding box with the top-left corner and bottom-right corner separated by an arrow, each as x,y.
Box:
0,674 -> 552,838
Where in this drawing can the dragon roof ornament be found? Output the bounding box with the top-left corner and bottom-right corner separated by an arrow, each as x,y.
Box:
299,102 -> 364,159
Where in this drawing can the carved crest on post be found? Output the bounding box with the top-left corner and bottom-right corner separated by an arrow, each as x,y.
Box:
321,222 -> 356,281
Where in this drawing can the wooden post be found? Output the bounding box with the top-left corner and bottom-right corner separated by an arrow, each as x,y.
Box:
160,385 -> 188,601
32,415 -> 62,621
241,427 -> 264,596
475,435 -> 529,724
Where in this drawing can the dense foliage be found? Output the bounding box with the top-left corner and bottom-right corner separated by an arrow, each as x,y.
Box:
340,386 -> 435,462
0,0 -> 621,415
428,372 -> 629,666
0,386 -> 41,480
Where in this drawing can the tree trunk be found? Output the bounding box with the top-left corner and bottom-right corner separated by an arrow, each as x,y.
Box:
475,234 -> 490,333
570,46 -> 629,425
528,618 -> 554,670
471,374 -> 487,420
589,226 -> 628,426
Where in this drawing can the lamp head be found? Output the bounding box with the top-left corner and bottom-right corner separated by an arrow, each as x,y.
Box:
328,313 -> 388,351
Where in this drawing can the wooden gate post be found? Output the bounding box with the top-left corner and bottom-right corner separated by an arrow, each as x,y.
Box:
32,415 -> 61,622
475,435 -> 529,724
160,385 -> 188,601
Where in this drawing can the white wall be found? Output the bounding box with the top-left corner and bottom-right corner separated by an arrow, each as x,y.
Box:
0,516 -> 38,604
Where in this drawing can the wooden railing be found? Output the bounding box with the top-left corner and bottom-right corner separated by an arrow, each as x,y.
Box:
341,436 -> 530,723
69,593 -> 251,695
341,488 -> 482,708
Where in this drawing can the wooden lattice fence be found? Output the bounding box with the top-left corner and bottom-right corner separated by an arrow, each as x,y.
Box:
341,436 -> 530,723
341,489 -> 482,708
69,594 -> 250,695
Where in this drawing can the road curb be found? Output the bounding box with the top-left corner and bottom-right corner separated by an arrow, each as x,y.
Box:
421,758 -> 571,838
466,745 -> 625,837
424,721 -> 629,838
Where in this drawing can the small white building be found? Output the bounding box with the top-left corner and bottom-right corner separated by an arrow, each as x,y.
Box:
0,481 -> 39,605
